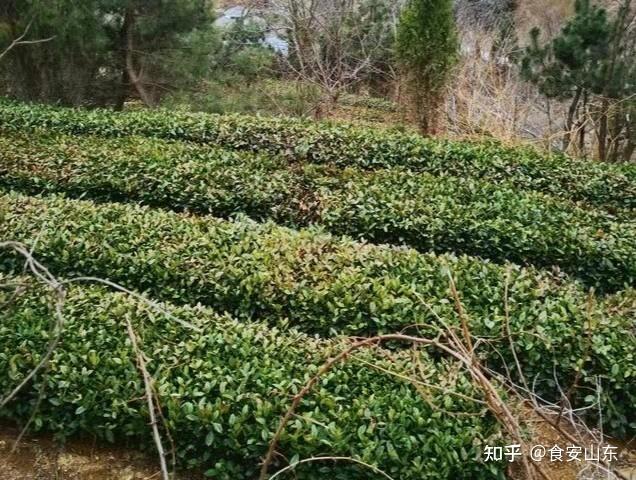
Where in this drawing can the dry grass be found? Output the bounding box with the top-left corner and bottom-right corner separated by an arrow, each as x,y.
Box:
515,0 -> 575,42
441,28 -> 560,150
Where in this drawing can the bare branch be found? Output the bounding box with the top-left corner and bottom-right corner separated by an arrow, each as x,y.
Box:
0,241 -> 188,480
271,0 -> 393,117
269,456 -> 396,480
0,19 -> 55,62
125,314 -> 170,480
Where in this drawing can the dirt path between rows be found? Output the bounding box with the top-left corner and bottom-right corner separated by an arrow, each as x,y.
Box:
0,425 -> 202,480
1,422 -> 634,479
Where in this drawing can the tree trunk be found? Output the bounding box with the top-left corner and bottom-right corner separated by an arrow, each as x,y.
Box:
114,10 -> 131,111
624,105 -> 635,162
577,90 -> 588,157
597,98 -> 609,162
607,106 -> 624,163
563,86 -> 582,151
622,140 -> 635,163
123,7 -> 155,108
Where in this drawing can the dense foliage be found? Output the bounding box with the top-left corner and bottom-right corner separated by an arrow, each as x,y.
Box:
1,99 -> 634,215
0,0 -> 215,107
1,0 -> 634,474
0,131 -> 300,221
0,274 -> 503,479
0,191 -> 633,435
1,130 -> 634,291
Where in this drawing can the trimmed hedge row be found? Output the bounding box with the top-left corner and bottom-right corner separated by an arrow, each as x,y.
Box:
0,131 -> 304,223
0,191 -> 633,435
0,98 -> 634,214
0,274 -> 502,479
318,169 -> 636,291
1,131 -> 634,291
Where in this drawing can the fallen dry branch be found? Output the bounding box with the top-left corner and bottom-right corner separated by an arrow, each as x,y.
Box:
0,241 -> 183,480
259,269 -> 630,480
124,315 -> 170,480
258,330 -> 541,479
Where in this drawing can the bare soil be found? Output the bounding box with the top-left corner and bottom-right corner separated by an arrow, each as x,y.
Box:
1,421 -> 633,480
0,425 -> 202,480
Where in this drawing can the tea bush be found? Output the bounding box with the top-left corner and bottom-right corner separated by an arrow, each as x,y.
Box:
0,98 -> 634,214
0,191 -> 633,435
0,274 -> 503,479
317,168 -> 636,291
0,131 -> 302,222
1,131 -> 634,290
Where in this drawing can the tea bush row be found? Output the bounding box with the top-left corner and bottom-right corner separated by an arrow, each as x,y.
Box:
0,274 -> 502,479
0,131 -> 302,222
0,191 -> 633,435
0,98 -> 634,214
1,131 -> 634,291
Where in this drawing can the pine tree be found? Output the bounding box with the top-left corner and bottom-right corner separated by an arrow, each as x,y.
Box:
521,0 -> 635,162
395,0 -> 458,134
0,0 -> 215,108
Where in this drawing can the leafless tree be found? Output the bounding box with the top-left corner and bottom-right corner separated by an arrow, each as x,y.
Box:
270,0 -> 401,118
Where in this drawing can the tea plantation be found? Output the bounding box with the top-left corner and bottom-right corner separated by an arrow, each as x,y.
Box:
0,101 -> 634,479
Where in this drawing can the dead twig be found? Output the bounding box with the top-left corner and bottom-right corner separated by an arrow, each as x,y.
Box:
0,241 -> 181,480
0,241 -> 65,410
0,19 -> 55,62
124,316 -> 170,480
269,456 -> 396,480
